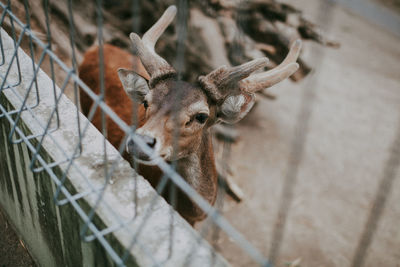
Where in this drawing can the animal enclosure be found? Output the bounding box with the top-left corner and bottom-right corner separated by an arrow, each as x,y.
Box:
0,0 -> 399,267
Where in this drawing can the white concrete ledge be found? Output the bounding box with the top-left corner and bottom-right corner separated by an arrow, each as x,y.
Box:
0,28 -> 229,267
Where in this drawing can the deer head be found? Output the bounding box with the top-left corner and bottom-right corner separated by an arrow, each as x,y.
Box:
118,5 -> 301,165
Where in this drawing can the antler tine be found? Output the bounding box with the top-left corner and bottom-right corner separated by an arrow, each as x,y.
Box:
142,5 -> 177,51
199,57 -> 269,103
242,63 -> 299,93
274,39 -> 302,73
129,6 -> 177,85
224,57 -> 270,84
241,39 -> 302,93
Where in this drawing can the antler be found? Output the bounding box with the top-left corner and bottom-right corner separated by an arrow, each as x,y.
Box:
241,39 -> 302,93
129,5 -> 177,86
198,57 -> 269,103
199,39 -> 302,102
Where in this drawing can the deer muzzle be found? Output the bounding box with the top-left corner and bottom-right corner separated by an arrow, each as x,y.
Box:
126,133 -> 160,165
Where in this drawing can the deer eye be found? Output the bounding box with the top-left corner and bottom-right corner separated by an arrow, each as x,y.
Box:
195,113 -> 208,124
143,100 -> 149,109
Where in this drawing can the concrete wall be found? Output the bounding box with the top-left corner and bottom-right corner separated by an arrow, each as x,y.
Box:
0,95 -> 132,267
0,28 -> 228,267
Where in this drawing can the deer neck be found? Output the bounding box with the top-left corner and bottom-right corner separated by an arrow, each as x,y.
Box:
176,130 -> 217,205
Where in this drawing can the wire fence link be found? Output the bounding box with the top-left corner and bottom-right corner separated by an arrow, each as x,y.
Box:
0,0 -> 269,266
0,0 -> 398,267
267,0 -> 335,264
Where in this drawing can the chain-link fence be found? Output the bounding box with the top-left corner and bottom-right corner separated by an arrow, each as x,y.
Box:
0,0 -> 399,266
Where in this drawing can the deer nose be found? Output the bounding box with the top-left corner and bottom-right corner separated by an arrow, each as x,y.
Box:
126,134 -> 157,160
143,135 -> 157,148
130,134 -> 156,149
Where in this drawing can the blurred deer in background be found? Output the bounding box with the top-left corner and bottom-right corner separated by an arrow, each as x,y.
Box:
79,5 -> 301,225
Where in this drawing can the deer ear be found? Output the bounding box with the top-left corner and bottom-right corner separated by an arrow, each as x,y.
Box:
217,92 -> 256,124
118,68 -> 150,102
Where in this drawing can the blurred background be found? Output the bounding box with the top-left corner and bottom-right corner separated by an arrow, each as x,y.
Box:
1,0 -> 399,266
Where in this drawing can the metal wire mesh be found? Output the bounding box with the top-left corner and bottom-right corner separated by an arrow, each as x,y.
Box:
0,0 -> 268,265
0,0 -> 398,266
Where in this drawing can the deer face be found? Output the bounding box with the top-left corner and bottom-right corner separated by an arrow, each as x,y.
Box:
119,76 -> 214,164
117,5 -> 301,165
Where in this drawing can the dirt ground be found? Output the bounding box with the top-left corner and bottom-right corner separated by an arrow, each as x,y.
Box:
212,0 -> 400,266
1,0 -> 400,267
0,208 -> 36,267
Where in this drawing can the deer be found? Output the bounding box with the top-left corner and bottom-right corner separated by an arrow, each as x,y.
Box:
78,5 -> 301,225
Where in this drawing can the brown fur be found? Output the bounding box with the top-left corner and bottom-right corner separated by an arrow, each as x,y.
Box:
78,44 -> 148,149
79,45 -> 217,225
